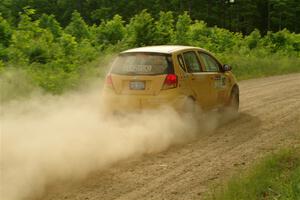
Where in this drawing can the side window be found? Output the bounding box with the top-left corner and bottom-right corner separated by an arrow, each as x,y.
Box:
177,54 -> 186,72
198,52 -> 220,72
183,51 -> 201,73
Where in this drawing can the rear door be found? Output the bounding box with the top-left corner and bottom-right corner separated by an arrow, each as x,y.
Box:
197,51 -> 228,106
182,51 -> 213,109
110,52 -> 173,96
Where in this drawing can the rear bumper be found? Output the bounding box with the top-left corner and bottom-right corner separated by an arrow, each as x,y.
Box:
102,88 -> 186,113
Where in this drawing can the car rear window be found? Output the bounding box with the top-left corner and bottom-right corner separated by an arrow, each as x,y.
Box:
110,53 -> 174,75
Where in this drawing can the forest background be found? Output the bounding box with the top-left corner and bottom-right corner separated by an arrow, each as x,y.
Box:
1,0 -> 299,101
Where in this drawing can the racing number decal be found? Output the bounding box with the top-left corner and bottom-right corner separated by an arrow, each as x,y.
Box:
214,75 -> 226,89
221,75 -> 226,87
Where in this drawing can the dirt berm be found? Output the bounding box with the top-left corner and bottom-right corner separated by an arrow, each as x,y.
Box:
40,73 -> 300,200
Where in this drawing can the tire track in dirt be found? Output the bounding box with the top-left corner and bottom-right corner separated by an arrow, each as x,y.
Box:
39,73 -> 300,200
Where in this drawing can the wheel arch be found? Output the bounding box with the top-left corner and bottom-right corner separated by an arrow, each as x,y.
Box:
227,84 -> 239,105
231,84 -> 239,95
187,95 -> 196,101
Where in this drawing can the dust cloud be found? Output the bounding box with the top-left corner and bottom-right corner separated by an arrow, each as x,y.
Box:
0,83 -> 219,200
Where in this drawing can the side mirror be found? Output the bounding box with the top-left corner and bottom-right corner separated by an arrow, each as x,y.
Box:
222,64 -> 232,71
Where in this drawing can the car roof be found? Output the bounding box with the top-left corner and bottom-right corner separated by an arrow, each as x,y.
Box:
121,45 -> 207,54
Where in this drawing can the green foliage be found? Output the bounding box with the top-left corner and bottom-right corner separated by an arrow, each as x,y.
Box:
58,33 -> 77,55
0,44 -> 9,62
188,20 -> 211,48
262,29 -> 300,55
172,12 -> 192,45
65,11 -> 90,42
205,27 -> 242,53
125,10 -> 156,47
0,60 -> 5,72
154,11 -> 174,44
0,15 -> 12,47
39,14 -> 62,38
95,14 -> 125,47
245,29 -> 261,50
0,9 -> 299,101
206,149 -> 300,200
29,62 -> 79,94
1,0 -> 300,35
7,12 -> 56,64
72,39 -> 98,64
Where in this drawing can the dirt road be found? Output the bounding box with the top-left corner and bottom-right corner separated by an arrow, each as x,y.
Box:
40,74 -> 300,200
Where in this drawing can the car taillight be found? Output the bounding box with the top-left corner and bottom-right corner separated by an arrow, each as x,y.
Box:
162,74 -> 178,90
105,74 -> 114,88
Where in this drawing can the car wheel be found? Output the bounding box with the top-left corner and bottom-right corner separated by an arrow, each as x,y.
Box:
228,88 -> 239,113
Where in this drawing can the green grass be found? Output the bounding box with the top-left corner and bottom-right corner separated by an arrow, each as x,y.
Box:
220,54 -> 300,80
206,149 -> 300,200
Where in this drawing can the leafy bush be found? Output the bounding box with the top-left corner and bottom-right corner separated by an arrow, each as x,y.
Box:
124,9 -> 156,47
154,11 -> 174,44
0,15 -> 12,47
65,11 -> 90,42
172,12 -> 192,45
245,29 -> 261,50
262,29 -> 300,55
39,14 -> 63,38
94,14 -> 125,47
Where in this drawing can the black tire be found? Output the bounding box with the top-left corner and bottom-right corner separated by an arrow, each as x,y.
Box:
228,88 -> 239,113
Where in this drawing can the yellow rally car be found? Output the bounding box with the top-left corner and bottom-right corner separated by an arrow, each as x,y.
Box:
103,45 -> 239,114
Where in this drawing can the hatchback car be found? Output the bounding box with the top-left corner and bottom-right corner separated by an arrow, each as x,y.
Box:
102,45 -> 239,114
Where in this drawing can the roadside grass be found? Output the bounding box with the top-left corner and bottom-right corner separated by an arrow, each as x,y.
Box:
206,149 -> 300,200
220,54 -> 300,80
